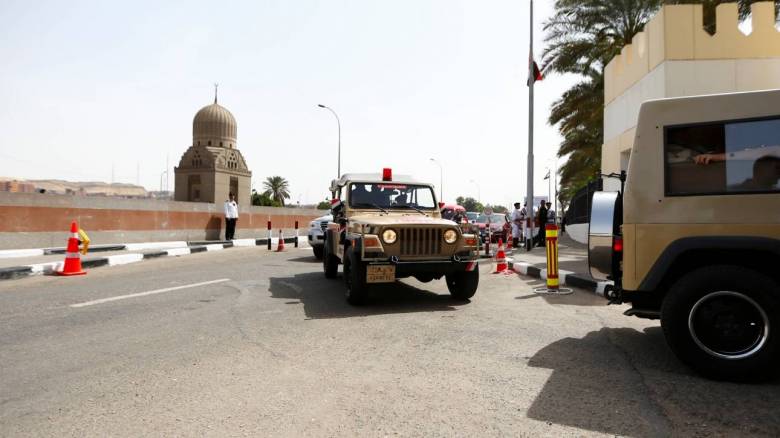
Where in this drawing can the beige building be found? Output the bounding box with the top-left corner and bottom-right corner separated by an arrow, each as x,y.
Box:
602,2 -> 780,188
174,95 -> 252,207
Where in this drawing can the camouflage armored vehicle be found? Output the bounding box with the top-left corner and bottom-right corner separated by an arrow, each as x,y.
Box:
589,89 -> 780,381
323,169 -> 481,305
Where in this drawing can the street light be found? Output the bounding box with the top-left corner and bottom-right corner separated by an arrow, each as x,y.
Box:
317,104 -> 341,178
469,179 -> 481,204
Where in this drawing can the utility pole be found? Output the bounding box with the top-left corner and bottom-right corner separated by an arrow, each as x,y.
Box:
526,0 -> 535,246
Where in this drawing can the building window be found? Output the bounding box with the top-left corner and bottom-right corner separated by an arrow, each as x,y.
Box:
208,141 -> 212,146
197,141 -> 201,146
665,117 -> 780,196
220,142 -> 223,147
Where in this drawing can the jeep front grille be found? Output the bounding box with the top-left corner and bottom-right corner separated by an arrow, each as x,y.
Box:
400,228 -> 443,256
320,221 -> 328,231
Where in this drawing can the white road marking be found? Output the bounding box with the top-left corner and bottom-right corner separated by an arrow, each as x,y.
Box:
69,278 -> 231,308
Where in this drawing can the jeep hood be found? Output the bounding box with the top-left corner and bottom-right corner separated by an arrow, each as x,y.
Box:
349,214 -> 457,227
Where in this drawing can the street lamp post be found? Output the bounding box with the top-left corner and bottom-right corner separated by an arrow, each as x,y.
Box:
429,158 -> 443,202
317,104 -> 341,178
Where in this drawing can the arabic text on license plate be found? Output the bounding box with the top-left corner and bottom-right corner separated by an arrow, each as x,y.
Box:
367,265 -> 395,283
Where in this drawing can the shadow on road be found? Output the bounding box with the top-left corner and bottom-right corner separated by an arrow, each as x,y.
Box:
526,327 -> 780,436
286,255 -> 320,264
268,272 -> 466,319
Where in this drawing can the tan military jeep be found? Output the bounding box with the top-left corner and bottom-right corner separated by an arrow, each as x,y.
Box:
322,169 -> 481,305
589,89 -> 780,381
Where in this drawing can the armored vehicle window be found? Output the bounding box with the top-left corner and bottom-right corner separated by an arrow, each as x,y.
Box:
665,117 -> 780,196
348,183 -> 436,209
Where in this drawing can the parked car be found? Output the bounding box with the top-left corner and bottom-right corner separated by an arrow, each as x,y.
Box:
475,213 -> 509,243
307,214 -> 332,259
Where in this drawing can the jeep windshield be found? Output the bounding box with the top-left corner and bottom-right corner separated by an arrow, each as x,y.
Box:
348,183 -> 436,210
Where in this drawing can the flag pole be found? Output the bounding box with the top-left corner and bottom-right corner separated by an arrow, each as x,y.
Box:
526,0 -> 535,248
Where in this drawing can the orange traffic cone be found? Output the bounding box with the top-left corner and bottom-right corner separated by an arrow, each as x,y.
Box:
493,238 -> 507,273
276,230 -> 285,252
57,221 -> 86,276
506,232 -> 513,249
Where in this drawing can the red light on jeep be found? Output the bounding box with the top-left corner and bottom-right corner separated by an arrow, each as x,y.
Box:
613,236 -> 623,253
382,168 -> 392,181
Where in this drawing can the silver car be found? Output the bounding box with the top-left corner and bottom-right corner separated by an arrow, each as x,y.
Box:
307,214 -> 332,259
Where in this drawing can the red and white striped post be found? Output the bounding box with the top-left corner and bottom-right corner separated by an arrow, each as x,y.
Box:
267,221 -> 272,250
294,221 -> 299,248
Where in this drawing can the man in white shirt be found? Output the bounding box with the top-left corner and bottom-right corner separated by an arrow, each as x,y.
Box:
224,192 -> 239,240
510,202 -> 524,249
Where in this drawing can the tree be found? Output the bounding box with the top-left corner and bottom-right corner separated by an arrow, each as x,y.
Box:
251,189 -> 281,207
486,204 -> 508,214
543,0 -> 665,206
543,0 -> 777,206
316,201 -> 331,210
262,176 -> 291,206
455,196 -> 484,212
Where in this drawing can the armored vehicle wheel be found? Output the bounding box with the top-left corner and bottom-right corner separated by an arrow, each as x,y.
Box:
344,248 -> 368,305
323,241 -> 338,279
313,245 -> 324,260
661,265 -> 779,382
445,269 -> 479,301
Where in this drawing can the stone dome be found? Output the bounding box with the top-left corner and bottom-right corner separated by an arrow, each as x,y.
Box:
192,102 -> 237,148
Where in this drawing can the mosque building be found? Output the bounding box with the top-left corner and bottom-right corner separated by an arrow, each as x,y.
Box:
174,90 -> 252,207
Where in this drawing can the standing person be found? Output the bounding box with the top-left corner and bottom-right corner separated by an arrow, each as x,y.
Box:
546,201 -> 556,224
224,192 -> 239,240
511,202 -> 523,249
535,199 -> 548,247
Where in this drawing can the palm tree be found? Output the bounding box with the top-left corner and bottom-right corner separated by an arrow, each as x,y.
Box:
543,0 -> 662,205
541,0 -> 771,205
262,176 -> 291,206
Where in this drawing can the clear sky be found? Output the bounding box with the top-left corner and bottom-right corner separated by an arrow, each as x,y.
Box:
0,0 -> 577,208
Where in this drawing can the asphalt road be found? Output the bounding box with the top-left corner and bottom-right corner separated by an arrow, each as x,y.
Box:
1,247 -> 778,437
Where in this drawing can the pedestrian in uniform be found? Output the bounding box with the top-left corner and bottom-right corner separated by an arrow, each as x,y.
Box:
224,192 -> 239,240
535,199 -> 548,247
546,202 -> 555,224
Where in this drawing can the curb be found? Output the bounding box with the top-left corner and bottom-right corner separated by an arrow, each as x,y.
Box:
0,236 -> 308,281
507,259 -> 612,296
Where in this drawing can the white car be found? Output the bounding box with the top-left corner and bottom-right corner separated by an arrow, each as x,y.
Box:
307,214 -> 332,259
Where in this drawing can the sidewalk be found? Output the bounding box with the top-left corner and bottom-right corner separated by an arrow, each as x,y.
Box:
504,233 -> 613,295
0,237 -> 310,280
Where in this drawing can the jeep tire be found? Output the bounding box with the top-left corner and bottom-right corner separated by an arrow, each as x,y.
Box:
445,269 -> 479,301
313,245 -> 324,260
661,265 -> 779,382
322,238 -> 338,279
343,247 -> 368,305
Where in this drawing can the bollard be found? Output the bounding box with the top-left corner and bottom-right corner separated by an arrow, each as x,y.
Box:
533,224 -> 572,295
545,224 -> 559,290
294,220 -> 299,248
267,221 -> 272,250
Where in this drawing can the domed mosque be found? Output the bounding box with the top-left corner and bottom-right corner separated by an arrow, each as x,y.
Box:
174,87 -> 252,207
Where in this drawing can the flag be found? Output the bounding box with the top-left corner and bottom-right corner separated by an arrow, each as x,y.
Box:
543,170 -> 550,180
527,59 -> 543,86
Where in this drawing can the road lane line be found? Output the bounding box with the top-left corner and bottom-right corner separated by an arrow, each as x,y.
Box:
69,278 -> 231,308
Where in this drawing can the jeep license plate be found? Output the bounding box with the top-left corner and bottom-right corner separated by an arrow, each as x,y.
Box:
366,265 -> 395,283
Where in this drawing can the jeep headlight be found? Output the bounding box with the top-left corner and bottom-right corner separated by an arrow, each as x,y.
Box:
309,221 -> 317,228
444,229 -> 458,244
382,229 -> 397,244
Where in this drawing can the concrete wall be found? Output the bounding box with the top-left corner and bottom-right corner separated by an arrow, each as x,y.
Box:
602,2 -> 780,175
0,192 -> 325,249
